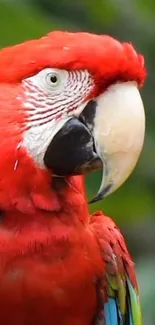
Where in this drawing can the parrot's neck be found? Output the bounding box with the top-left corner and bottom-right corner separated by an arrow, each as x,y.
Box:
0,147 -> 92,270
0,148 -> 90,230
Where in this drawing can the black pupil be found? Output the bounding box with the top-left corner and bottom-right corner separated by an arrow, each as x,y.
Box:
50,75 -> 57,83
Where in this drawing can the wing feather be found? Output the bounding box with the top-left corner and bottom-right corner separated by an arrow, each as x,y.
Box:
90,212 -> 142,325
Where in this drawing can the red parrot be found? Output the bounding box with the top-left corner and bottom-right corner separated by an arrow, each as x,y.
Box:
0,31 -> 146,325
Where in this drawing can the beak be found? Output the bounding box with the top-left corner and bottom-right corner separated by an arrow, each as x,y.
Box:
44,81 -> 145,203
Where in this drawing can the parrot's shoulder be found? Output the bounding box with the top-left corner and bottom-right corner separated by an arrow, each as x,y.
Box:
89,211 -> 142,325
90,211 -> 134,271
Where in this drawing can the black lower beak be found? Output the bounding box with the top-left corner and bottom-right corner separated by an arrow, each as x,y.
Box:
44,101 -> 101,177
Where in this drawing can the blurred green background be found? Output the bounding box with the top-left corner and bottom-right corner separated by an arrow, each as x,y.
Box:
0,0 -> 154,323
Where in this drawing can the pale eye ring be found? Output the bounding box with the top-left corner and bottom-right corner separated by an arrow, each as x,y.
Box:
45,72 -> 61,88
26,68 -> 68,92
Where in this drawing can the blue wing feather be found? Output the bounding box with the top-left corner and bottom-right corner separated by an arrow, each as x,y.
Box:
104,296 -> 134,325
104,298 -> 119,325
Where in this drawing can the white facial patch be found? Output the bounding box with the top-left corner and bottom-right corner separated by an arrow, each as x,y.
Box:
22,68 -> 94,168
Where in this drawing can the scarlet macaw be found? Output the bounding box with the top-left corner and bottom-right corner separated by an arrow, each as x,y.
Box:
0,31 -> 146,325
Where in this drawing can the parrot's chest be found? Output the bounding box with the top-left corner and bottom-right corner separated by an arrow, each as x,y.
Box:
0,228 -> 102,325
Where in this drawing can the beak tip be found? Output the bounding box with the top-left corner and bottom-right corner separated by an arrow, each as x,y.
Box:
88,183 -> 113,204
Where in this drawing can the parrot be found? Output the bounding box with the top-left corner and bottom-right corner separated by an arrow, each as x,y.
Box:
0,31 -> 146,325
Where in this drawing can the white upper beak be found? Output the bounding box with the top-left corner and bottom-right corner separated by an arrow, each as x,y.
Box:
91,81 -> 145,202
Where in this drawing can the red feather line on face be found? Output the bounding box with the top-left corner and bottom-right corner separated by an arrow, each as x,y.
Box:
0,32 -> 146,94
22,69 -> 93,128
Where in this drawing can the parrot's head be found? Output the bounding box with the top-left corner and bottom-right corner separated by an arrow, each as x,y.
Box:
0,31 -> 146,213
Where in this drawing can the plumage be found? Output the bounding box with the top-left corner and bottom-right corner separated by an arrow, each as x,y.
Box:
90,212 -> 142,325
0,31 -> 146,324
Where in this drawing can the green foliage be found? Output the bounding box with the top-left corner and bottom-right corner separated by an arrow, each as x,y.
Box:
0,1 -> 60,47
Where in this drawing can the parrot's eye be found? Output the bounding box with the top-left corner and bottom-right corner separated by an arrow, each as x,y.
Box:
49,75 -> 58,84
27,68 -> 68,93
43,69 -> 67,91
45,71 -> 61,89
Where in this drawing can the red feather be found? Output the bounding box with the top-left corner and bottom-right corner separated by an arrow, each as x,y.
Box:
0,32 -> 145,324
0,31 -> 145,90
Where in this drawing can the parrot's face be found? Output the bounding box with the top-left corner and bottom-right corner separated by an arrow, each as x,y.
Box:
0,31 -> 146,204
